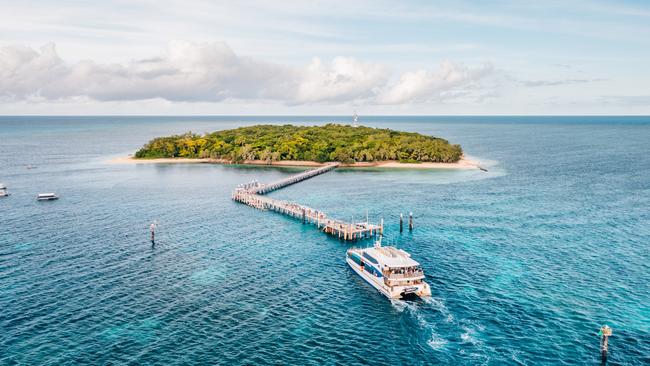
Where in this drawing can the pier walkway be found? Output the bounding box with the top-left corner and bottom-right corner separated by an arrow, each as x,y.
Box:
232,164 -> 382,241
251,163 -> 339,195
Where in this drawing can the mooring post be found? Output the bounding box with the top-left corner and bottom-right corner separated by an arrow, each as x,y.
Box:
599,325 -> 612,362
302,208 -> 306,224
400,213 -> 403,233
150,223 -> 156,244
380,218 -> 384,236
409,212 -> 414,231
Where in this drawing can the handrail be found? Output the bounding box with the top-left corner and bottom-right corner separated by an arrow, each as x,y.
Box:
383,271 -> 424,279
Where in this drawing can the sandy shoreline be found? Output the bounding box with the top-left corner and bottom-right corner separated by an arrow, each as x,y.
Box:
108,155 -> 481,170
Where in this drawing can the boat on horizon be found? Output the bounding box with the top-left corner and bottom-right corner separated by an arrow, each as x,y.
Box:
37,193 -> 58,201
346,238 -> 431,299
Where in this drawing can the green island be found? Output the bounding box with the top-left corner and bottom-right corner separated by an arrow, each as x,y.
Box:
135,124 -> 463,164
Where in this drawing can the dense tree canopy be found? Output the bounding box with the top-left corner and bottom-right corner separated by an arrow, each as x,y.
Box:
135,124 -> 463,163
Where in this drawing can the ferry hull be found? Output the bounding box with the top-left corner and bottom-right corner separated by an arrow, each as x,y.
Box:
346,258 -> 431,299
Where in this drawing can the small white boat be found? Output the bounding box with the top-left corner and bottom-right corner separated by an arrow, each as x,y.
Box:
347,238 -> 431,299
37,193 -> 58,201
0,183 -> 8,197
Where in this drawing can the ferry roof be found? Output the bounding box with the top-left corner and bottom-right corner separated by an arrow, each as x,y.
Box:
364,246 -> 420,268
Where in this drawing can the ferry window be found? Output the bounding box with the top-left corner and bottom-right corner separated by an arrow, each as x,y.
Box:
349,253 -> 362,265
362,253 -> 378,264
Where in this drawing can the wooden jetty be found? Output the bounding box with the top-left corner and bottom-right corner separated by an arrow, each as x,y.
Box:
232,164 -> 382,241
249,163 -> 339,195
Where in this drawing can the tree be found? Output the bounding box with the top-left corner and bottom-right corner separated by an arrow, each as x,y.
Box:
135,124 -> 463,164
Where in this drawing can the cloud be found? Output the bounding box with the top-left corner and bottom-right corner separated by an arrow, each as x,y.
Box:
377,61 -> 495,104
0,41 -> 495,106
0,41 -> 296,102
599,95 -> 650,106
518,78 -> 606,87
0,43 -> 66,99
294,57 -> 387,104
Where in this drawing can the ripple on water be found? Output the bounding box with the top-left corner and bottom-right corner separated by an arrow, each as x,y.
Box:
428,333 -> 448,350
100,318 -> 161,343
189,266 -> 227,286
1,116 -> 649,365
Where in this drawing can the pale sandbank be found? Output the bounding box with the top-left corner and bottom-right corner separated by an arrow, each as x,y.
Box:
108,156 -> 482,170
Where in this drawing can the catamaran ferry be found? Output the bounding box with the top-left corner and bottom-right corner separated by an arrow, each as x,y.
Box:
346,238 -> 431,299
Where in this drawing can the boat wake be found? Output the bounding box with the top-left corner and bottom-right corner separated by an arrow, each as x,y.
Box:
427,333 -> 448,350
422,297 -> 454,323
389,298 -> 416,313
392,296 -> 492,359
391,297 -> 450,351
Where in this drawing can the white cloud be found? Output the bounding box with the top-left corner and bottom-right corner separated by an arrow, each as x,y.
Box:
378,61 -> 495,104
294,57 -> 387,104
0,43 -> 66,99
517,78 -> 605,87
0,41 -> 496,106
1,41 -> 294,102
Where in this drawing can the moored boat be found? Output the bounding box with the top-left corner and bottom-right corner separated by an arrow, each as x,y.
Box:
346,238 -> 431,299
37,193 -> 58,201
0,183 -> 8,197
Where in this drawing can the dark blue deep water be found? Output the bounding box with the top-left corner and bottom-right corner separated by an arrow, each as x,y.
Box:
1,116 -> 649,365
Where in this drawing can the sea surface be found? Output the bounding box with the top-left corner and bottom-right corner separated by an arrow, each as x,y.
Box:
0,116 -> 648,365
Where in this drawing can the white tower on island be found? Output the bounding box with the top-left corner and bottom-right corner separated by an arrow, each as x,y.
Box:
352,111 -> 359,127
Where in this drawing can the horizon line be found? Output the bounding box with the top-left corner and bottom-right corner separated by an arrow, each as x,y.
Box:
1,114 -> 649,118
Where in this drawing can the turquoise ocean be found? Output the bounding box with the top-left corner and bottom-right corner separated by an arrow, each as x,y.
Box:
0,116 -> 648,365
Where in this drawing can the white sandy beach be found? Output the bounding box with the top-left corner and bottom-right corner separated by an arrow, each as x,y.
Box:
108,156 -> 481,170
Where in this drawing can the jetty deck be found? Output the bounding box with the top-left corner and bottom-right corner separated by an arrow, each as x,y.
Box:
232,164 -> 382,241
251,163 -> 339,195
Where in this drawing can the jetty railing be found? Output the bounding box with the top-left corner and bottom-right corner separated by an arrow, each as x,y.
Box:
232,164 -> 382,241
250,163 -> 339,195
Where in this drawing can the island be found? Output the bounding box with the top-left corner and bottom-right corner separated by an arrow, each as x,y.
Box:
124,124 -> 477,169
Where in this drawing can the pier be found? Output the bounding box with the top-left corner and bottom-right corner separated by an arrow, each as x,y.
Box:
232,164 -> 382,241
250,163 -> 339,195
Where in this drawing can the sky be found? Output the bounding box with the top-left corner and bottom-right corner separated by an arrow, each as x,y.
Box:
1,0 -> 649,115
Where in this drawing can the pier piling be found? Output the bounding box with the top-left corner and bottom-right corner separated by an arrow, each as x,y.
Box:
400,213 -> 403,233
409,212 -> 414,231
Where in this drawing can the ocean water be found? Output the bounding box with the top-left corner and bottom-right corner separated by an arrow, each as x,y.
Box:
0,116 -> 648,365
